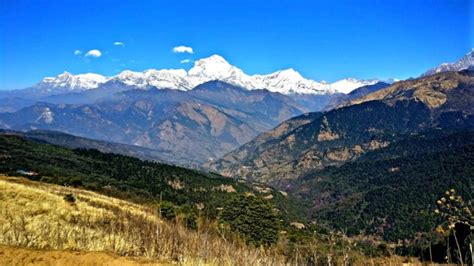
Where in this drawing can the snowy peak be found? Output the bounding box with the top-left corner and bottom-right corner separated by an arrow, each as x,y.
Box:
251,69 -> 330,95
267,68 -> 304,81
188,54 -> 234,77
145,68 -> 187,77
186,54 -> 256,89
35,54 -> 381,95
113,70 -> 149,88
38,72 -> 108,91
112,69 -> 190,90
330,78 -> 379,94
423,48 -> 474,77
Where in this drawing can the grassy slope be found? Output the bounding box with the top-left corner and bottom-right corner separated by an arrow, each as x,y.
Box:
0,175 -> 286,264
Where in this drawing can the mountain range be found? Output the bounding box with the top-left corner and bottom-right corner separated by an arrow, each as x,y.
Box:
0,50 -> 472,168
26,55 -> 380,96
0,81 -> 312,165
0,55 -> 390,165
204,49 -> 474,180
0,55 -> 384,114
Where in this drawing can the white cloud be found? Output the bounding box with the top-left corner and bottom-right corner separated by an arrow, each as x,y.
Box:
85,49 -> 102,58
180,59 -> 191,64
113,41 -> 125,47
173,45 -> 193,54
74,50 -> 82,56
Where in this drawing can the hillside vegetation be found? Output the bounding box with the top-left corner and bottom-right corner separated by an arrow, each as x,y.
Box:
0,129 -> 180,165
0,175 -> 425,265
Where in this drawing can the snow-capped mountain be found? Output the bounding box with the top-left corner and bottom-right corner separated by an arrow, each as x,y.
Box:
34,55 -> 380,95
186,55 -> 336,94
252,69 -> 333,94
111,69 -> 190,90
329,78 -> 380,94
38,72 -> 108,92
187,55 -> 257,89
422,48 -> 474,77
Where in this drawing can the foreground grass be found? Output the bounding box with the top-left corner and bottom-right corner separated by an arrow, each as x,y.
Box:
0,175 -> 285,265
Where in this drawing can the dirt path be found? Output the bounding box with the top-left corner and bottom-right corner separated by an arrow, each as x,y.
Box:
0,245 -> 167,266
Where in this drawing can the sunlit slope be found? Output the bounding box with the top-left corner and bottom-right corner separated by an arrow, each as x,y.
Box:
0,175 -> 284,265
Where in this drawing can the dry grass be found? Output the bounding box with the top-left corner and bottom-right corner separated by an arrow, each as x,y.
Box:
0,175 -> 285,265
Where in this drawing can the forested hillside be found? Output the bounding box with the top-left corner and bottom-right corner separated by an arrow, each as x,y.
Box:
292,129 -> 474,241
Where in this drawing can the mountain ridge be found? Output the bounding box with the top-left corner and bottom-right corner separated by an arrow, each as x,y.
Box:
0,81 -> 308,165
422,49 -> 474,77
207,70 -> 474,186
0,129 -> 183,165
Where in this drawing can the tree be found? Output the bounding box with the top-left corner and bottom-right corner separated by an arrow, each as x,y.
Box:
219,194 -> 279,246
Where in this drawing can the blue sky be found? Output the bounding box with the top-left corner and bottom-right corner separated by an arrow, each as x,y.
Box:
0,0 -> 472,90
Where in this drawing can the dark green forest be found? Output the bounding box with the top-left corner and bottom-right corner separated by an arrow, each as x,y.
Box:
294,129 -> 474,241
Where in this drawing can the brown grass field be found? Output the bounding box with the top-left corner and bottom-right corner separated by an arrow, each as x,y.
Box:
0,174 -> 287,265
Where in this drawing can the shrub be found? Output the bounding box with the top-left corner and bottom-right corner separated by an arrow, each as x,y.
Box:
184,213 -> 198,230
159,201 -> 176,220
70,178 -> 83,187
63,193 -> 76,203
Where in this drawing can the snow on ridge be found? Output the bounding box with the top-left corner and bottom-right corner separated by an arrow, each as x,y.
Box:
422,48 -> 474,77
39,71 -> 108,91
35,55 -> 382,95
329,78 -> 379,94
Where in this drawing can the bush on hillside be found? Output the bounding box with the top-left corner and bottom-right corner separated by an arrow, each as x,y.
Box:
63,193 -> 76,203
159,201 -> 176,220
